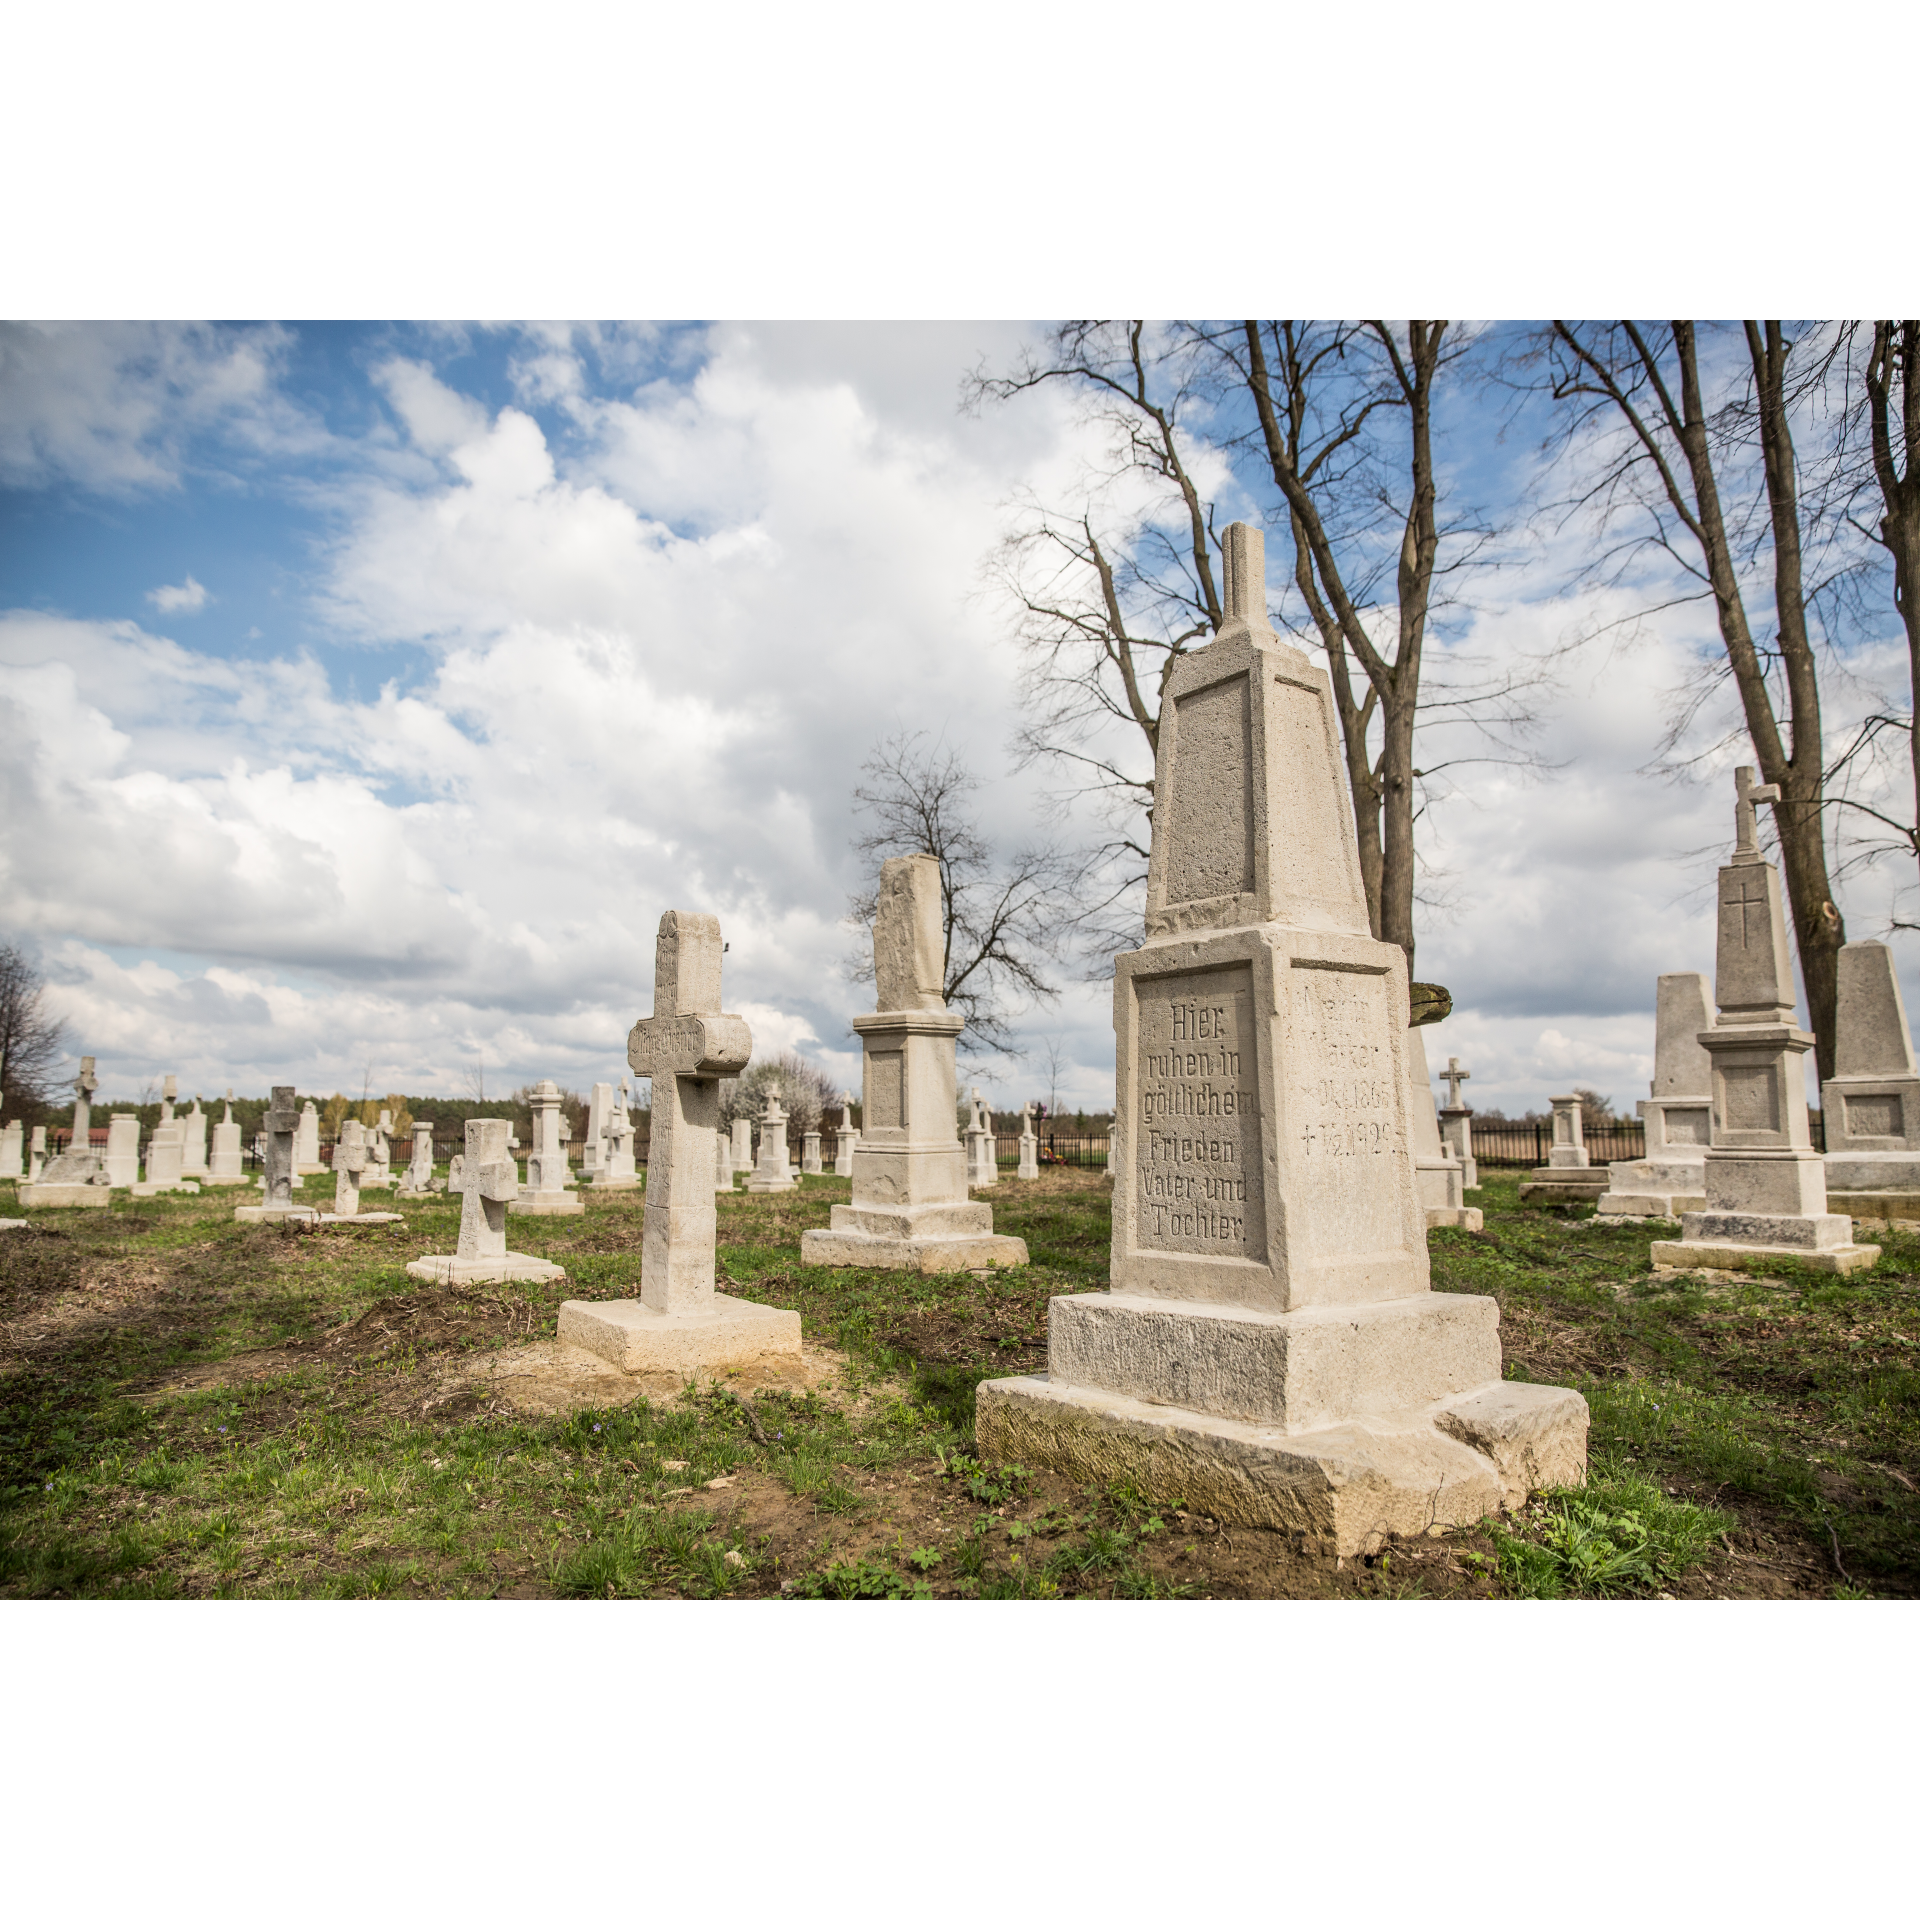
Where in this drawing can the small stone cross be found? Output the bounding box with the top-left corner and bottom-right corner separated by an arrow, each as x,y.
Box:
1441,1057 -> 1471,1108
626,911 -> 752,1314
263,1085 -> 299,1210
1733,765 -> 1781,862
75,1057 -> 97,1100
452,1119 -> 519,1259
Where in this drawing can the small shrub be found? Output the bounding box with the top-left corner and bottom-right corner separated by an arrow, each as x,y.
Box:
788,1556 -> 926,1599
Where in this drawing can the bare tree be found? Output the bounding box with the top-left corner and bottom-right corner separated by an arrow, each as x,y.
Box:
720,1050 -> 838,1137
0,942 -> 68,1123
969,321 -> 1536,977
1535,322 -> 1855,1075
845,730 -> 1077,1055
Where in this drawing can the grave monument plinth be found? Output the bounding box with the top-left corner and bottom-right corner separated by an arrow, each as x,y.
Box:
595,1085 -> 641,1190
1654,769 -> 1878,1275
510,1080 -> 586,1214
204,1097 -> 247,1185
398,1120 -> 438,1195
745,1090 -> 797,1193
1519,1095 -> 1611,1202
976,524 -> 1586,1554
1817,941 -> 1920,1224
832,1096 -> 858,1177
1598,973 -> 1714,1218
800,854 -> 1028,1272
557,912 -> 799,1370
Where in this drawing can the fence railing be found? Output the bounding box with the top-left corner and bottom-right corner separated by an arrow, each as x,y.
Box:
1470,1114 -> 1829,1166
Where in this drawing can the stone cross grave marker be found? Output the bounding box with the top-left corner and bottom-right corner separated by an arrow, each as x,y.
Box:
596,1087 -> 640,1189
974,520 -> 1588,1554
400,1120 -> 437,1194
1017,1102 -> 1039,1180
234,1087 -> 317,1223
406,1119 -> 565,1283
512,1080 -> 585,1214
747,1089 -> 796,1193
556,910 -> 799,1369
833,1092 -> 859,1176
206,1100 -> 246,1185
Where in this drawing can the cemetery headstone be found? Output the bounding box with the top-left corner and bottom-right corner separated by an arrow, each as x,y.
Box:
160,1075 -> 177,1123
29,1126 -> 48,1184
363,1109 -> 394,1187
406,1119 -> 567,1284
22,1099 -> 113,1207
801,1125 -> 822,1176
295,1101 -> 324,1175
1519,1094 -> 1612,1203
1598,973 -> 1714,1218
714,1129 -> 734,1193
973,522 -> 1586,1552
398,1120 -> 438,1195
1653,768 -> 1878,1274
1407,1025 -> 1480,1229
1818,941 -> 1920,1221
1017,1102 -> 1039,1180
0,1120 -> 21,1180
182,1098 -> 209,1176
323,1118 -> 402,1224
205,1100 -> 247,1185
800,854 -> 1027,1271
134,1117 -> 191,1195
595,1086 -> 641,1189
585,1082 -> 614,1179
104,1113 -> 141,1188
833,1094 -> 859,1176
730,1116 -> 754,1184
234,1088 -> 319,1223
557,911 -> 799,1370
511,1080 -> 586,1214
965,1087 -> 998,1187
1437,1056 -> 1477,1188
746,1089 -> 797,1193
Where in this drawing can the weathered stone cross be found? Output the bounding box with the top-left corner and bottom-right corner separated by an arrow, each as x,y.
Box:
627,911 -> 751,1313
334,1118 -> 368,1217
1733,764 -> 1781,862
72,1056 -> 97,1150
452,1118 -> 519,1258
1442,1057 -> 1471,1107
263,1085 -> 299,1211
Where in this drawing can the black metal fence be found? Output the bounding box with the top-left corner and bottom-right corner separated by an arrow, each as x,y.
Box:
1470,1122 -> 1647,1168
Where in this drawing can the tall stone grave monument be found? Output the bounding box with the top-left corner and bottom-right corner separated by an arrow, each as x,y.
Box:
833,1094 -> 858,1176
295,1101 -> 324,1176
407,1119 -> 566,1283
557,911 -> 799,1370
1406,1024 -> 1478,1229
1437,1056 -> 1477,1188
976,523 -> 1586,1551
730,1115 -> 754,1184
596,1085 -> 641,1189
159,1075 -> 176,1123
104,1113 -> 141,1188
1017,1103 -> 1039,1180
511,1080 -> 586,1215
0,1121 -> 22,1180
398,1120 -> 438,1195
714,1130 -> 734,1193
746,1089 -> 797,1193
134,1117 -> 191,1195
1811,940 -> 1920,1221
30,1127 -> 48,1184
585,1082 -> 614,1181
1653,768 -> 1878,1274
182,1099 -> 208,1176
235,1088 -> 317,1224
364,1110 -> 395,1187
1598,973 -> 1714,1218
205,1099 -> 247,1185
965,1088 -> 998,1187
800,855 -> 1027,1271
71,1057 -> 98,1163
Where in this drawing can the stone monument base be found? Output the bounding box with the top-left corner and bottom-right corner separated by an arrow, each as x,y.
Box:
0,1218 -> 26,1231
507,1191 -> 586,1216
1596,1188 -> 1707,1218
317,1210 -> 404,1227
1426,1205 -> 1484,1231
556,1294 -> 803,1373
1518,1168 -> 1611,1203
1827,1190 -> 1920,1226
1651,1208 -> 1879,1275
234,1204 -> 321,1224
590,1175 -> 641,1191
1825,1154 -> 1920,1193
132,1181 -> 199,1198
976,1373 -> 1589,1558
800,1200 -> 1028,1272
199,1174 -> 250,1187
405,1253 -> 568,1286
746,1172 -> 797,1194
23,1185 -> 111,1209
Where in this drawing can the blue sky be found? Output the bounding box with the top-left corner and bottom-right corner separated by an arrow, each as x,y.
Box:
1,319 -> 1912,1118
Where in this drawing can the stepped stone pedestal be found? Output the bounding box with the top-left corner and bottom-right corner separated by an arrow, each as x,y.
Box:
976,524 -> 1585,1552
1654,769 -> 1877,1276
510,1081 -> 585,1215
1818,941 -> 1920,1222
558,913 -> 798,1370
1600,973 -> 1714,1218
801,855 -> 1027,1273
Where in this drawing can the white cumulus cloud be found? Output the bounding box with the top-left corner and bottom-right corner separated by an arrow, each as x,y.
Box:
145,575 -> 209,614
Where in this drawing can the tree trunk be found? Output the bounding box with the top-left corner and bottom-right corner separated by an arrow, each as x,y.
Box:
1868,321 -> 1920,895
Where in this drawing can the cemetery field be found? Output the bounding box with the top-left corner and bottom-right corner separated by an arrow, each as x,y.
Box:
1,1167 -> 1915,1600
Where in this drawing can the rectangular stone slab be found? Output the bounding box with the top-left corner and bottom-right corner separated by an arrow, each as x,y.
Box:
556,1295 -> 801,1372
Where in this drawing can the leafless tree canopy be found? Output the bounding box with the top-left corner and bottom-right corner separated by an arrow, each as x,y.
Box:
719,1050 -> 840,1137
844,730 -> 1077,1055
966,320 -> 1542,976
0,942 -> 69,1123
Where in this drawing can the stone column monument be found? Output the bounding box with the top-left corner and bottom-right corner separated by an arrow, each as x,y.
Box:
800,854 -> 1028,1271
104,1113 -> 141,1188
975,523 -> 1586,1553
801,1124 -> 823,1175
407,1118 -> 566,1283
135,1118 -> 189,1195
965,1089 -> 998,1187
511,1080 -> 586,1214
30,1127 -> 48,1184
714,1130 -> 734,1193
1653,768 -> 1878,1274
730,1116 -> 754,1184
182,1099 -> 208,1176
1598,973 -> 1714,1218
1437,1056 -> 1477,1188
585,1082 -> 614,1180
1818,941 -> 1920,1222
1017,1103 -> 1039,1180
295,1101 -> 324,1176
22,1072 -> 113,1208
1520,1094 -> 1610,1203
235,1088 -> 317,1223
556,911 -> 799,1370
70,1057 -> 98,1167
746,1090 -> 797,1193
0,1121 -> 22,1180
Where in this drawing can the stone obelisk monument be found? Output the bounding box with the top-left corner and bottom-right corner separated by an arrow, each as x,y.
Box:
1598,972 -> 1714,1218
557,911 -> 800,1370
1652,768 -> 1877,1275
976,523 -> 1588,1553
800,854 -> 1027,1271
1818,941 -> 1920,1222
